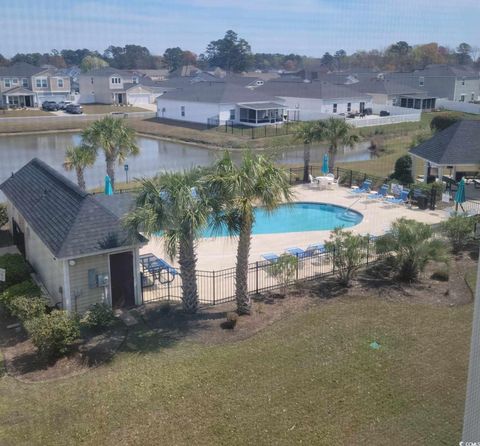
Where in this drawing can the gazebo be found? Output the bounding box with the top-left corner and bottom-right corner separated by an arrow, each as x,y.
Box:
409,120 -> 480,183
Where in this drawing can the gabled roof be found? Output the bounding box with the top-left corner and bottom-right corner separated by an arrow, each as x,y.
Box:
409,120 -> 480,166
0,159 -> 144,259
0,62 -> 47,78
82,67 -> 130,77
349,78 -> 426,96
2,86 -> 34,95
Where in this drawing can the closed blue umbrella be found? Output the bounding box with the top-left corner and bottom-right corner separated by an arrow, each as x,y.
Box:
322,153 -> 329,175
104,175 -> 113,196
455,177 -> 466,212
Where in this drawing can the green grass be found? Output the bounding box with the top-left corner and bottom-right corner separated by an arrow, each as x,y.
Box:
0,297 -> 471,445
0,109 -> 53,118
81,105 -> 150,114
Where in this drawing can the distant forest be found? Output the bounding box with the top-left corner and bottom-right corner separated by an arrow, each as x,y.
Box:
1,30 -> 478,73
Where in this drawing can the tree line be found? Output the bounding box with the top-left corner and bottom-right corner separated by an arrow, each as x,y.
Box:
0,31 -> 478,73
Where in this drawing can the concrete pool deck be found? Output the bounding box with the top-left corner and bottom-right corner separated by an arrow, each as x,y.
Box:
140,183 -> 446,271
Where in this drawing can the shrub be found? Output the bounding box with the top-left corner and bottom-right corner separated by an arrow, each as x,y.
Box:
0,279 -> 40,312
9,295 -> 48,322
25,310 -> 80,359
0,204 -> 7,227
375,218 -> 447,282
431,270 -> 449,282
439,214 -> 476,253
267,253 -> 298,296
325,228 -> 368,286
430,114 -> 460,132
390,155 -> 414,185
0,254 -> 31,292
80,303 -> 116,329
221,312 -> 238,330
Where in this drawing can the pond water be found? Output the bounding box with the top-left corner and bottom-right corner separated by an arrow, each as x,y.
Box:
0,132 -> 373,195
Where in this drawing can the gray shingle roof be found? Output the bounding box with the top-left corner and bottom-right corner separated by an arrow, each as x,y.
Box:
348,78 -> 426,96
409,120 -> 480,166
0,159 -> 144,259
0,62 -> 47,78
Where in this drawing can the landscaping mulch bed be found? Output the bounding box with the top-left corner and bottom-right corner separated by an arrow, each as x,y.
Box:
0,313 -> 127,383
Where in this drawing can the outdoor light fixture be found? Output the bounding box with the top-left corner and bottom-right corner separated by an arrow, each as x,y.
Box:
68,260 -> 76,267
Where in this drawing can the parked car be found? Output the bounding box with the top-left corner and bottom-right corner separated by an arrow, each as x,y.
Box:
42,101 -> 59,111
65,104 -> 83,114
379,110 -> 391,117
57,101 -> 73,110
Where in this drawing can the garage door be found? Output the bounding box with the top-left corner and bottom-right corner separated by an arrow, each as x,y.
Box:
128,94 -> 150,105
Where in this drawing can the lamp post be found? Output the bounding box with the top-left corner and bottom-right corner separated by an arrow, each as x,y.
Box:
124,164 -> 129,184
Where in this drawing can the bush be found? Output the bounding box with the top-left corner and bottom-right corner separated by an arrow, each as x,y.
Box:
221,312 -> 238,330
390,155 -> 414,185
439,214 -> 476,253
0,254 -> 31,292
25,311 -> 80,359
430,114 -> 461,132
267,253 -> 298,296
325,228 -> 367,286
0,204 -> 7,227
80,303 -> 116,329
9,295 -> 48,322
0,279 -> 40,312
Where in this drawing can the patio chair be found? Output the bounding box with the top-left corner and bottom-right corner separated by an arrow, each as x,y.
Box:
285,247 -> 305,257
386,189 -> 410,206
305,243 -> 327,254
350,179 -> 372,194
308,174 -> 318,188
367,184 -> 388,200
140,253 -> 179,284
262,253 -> 279,263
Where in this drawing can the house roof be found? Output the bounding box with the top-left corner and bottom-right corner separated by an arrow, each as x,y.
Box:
238,102 -> 285,110
409,120 -> 480,166
258,79 -> 370,100
0,62 -> 47,78
2,86 -> 34,96
349,78 -> 427,96
158,81 -> 279,104
83,67 -> 130,77
0,159 -> 144,259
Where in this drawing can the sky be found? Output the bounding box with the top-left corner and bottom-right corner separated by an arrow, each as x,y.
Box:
1,0 -> 479,58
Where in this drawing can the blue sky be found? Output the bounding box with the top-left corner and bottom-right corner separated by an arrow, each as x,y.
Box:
1,0 -> 479,57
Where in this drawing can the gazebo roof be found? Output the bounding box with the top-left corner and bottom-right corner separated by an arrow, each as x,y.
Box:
409,120 -> 480,166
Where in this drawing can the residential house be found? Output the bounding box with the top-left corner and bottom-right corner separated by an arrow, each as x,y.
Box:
389,64 -> 480,102
156,78 -> 286,126
78,67 -> 164,105
0,159 -> 146,314
0,62 -> 71,108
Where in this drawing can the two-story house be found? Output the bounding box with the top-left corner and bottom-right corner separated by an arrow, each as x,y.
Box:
78,67 -> 163,105
0,62 -> 71,108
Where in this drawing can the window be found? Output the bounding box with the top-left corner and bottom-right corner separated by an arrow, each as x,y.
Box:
347,102 -> 351,112
12,78 -> 18,85
132,76 -> 139,84
181,106 -> 185,117
58,79 -> 64,88
419,76 -> 424,87
111,77 -> 121,84
4,79 -> 11,88
333,103 -> 337,113
471,93 -> 475,101
22,78 -> 28,87
460,94 -> 465,102
461,78 -> 465,86
229,109 -> 235,120
35,78 -> 47,88
91,77 -> 94,84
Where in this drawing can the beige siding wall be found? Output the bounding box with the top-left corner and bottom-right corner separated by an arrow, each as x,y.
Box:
68,253 -> 110,314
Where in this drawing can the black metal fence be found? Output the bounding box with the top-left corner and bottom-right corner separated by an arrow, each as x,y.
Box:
140,238 -> 385,306
211,121 -> 295,139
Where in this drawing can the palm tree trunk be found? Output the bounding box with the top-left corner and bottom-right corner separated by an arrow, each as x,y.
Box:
106,157 -> 115,191
328,146 -> 336,173
303,143 -> 311,183
178,234 -> 199,314
235,214 -> 253,315
76,167 -> 86,191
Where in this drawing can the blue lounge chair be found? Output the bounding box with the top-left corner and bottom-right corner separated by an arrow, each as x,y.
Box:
306,243 -> 326,254
386,189 -> 410,205
285,247 -> 305,257
140,253 -> 179,284
262,253 -> 279,263
367,184 -> 388,200
350,179 -> 372,194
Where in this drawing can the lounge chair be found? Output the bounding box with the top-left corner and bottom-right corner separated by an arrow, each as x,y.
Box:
306,243 -> 326,254
285,247 -> 305,257
262,253 -> 279,263
386,189 -> 410,206
139,253 -> 179,284
350,179 -> 372,194
367,184 -> 388,200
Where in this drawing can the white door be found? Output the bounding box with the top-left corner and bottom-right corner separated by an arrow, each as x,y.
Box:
128,94 -> 150,105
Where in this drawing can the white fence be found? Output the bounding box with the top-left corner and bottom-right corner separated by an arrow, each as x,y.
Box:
436,99 -> 480,115
346,104 -> 421,127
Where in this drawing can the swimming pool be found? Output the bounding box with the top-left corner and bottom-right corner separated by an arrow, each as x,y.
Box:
202,202 -> 363,237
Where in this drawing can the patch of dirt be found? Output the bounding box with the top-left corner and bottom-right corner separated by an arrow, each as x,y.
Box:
0,312 -> 127,383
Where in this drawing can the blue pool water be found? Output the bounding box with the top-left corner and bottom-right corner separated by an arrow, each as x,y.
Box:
202,202 -> 363,237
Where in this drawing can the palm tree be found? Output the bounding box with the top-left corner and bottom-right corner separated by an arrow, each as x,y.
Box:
62,144 -> 97,191
82,116 -> 139,191
376,218 -> 447,282
205,152 -> 293,315
293,121 -> 321,183
124,169 -> 210,314
316,117 -> 359,173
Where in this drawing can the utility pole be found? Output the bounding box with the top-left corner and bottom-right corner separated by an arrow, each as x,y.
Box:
462,238 -> 480,442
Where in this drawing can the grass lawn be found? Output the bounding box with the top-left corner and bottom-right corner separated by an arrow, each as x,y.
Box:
0,296 -> 471,445
81,104 -> 151,114
0,109 -> 53,118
